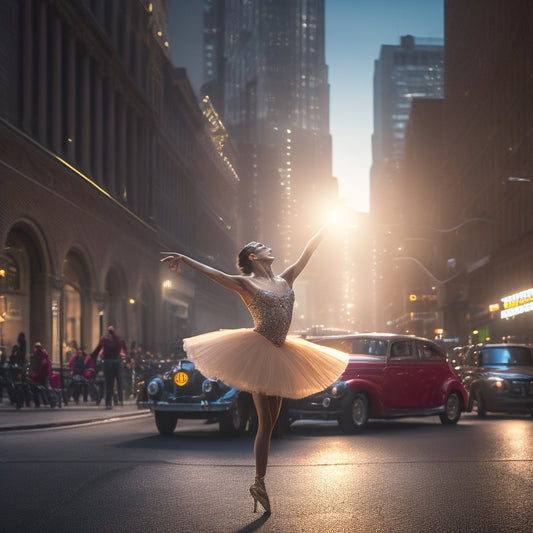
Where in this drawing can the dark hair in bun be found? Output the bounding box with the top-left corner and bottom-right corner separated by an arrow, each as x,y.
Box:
236,242 -> 258,275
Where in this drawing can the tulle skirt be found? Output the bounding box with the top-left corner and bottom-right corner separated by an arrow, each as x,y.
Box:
183,329 -> 349,399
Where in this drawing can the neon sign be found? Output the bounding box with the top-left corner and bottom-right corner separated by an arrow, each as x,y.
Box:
501,288 -> 533,319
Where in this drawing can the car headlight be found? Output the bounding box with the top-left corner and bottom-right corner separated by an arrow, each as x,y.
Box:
147,377 -> 164,398
163,368 -> 178,381
488,376 -> 506,391
331,381 -> 348,397
202,379 -> 216,394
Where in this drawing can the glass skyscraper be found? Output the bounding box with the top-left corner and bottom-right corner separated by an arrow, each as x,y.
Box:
371,35 -> 444,220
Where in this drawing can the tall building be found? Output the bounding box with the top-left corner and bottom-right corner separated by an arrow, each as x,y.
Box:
370,35 -> 444,331
371,35 -> 444,222
397,98 -> 444,338
202,0 -> 226,113
440,0 -> 533,343
200,0 -> 338,328
0,0 -> 243,361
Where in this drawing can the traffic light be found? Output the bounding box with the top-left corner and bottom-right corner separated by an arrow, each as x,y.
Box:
408,292 -> 437,312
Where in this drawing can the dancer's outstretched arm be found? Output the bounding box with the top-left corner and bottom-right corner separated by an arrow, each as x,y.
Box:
161,252 -> 245,293
280,224 -> 327,285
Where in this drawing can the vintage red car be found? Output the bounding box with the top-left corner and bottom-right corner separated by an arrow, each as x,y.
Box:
283,333 -> 469,433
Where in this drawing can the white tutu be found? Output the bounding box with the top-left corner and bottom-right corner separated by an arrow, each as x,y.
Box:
183,329 -> 349,399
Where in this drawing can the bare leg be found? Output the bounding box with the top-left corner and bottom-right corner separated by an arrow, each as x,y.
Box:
252,393 -> 282,478
249,393 -> 282,513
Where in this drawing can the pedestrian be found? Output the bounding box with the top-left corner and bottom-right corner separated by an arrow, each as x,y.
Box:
69,346 -> 85,374
83,350 -> 97,379
28,342 -> 52,387
8,345 -> 19,365
90,326 -> 126,409
17,332 -> 27,367
69,346 -> 88,403
161,224 -> 348,514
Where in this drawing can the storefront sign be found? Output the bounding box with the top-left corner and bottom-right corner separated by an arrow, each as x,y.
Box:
501,288 -> 533,318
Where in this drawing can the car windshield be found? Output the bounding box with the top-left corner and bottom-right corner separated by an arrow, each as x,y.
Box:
480,346 -> 533,366
313,337 -> 388,355
351,338 -> 388,356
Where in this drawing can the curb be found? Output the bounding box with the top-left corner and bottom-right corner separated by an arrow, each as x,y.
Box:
0,410 -> 151,432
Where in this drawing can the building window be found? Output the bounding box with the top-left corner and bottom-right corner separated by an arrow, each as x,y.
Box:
1,254 -> 20,292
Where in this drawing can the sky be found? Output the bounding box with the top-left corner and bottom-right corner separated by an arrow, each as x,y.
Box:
326,0 -> 443,211
169,0 -> 444,213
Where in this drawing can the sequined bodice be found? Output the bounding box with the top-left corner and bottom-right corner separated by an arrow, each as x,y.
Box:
247,289 -> 295,347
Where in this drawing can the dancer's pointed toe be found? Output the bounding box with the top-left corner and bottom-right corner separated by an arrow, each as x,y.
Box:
249,476 -> 271,514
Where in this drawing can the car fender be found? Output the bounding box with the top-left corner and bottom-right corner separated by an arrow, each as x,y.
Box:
466,376 -> 496,411
441,378 -> 469,411
345,378 -> 383,416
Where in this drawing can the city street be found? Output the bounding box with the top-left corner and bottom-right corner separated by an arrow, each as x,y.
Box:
2,3 -> 533,532
1,413 -> 532,532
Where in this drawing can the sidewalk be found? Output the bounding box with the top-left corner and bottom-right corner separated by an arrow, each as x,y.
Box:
0,397 -> 150,431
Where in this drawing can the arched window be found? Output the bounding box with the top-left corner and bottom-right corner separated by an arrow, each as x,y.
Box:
2,254 -> 21,291
63,256 -> 82,350
62,250 -> 92,352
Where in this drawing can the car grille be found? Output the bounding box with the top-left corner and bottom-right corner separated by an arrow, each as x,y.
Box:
171,381 -> 200,396
509,379 -> 533,396
167,394 -> 203,403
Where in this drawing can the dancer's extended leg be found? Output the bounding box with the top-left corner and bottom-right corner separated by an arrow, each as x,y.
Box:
252,393 -> 282,477
249,393 -> 282,513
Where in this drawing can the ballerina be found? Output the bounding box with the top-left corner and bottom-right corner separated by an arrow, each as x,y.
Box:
161,224 -> 348,514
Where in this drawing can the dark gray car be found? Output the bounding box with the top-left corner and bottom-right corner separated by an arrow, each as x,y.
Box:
452,343 -> 533,417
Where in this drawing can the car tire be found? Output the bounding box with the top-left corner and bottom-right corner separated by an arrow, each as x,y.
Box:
339,392 -> 369,434
155,411 -> 178,435
473,390 -> 487,417
220,396 -> 248,436
439,391 -> 462,425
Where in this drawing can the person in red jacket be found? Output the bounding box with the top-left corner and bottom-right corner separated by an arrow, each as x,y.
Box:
83,350 -> 97,379
91,326 -> 126,409
28,343 -> 52,387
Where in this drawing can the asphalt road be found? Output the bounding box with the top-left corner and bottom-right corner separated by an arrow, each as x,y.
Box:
1,413 -> 532,533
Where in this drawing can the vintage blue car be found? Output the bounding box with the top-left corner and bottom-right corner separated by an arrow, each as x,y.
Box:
146,359 -> 254,436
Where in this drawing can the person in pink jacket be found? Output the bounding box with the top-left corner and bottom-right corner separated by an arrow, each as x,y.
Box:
28,343 -> 52,387
83,351 -> 97,379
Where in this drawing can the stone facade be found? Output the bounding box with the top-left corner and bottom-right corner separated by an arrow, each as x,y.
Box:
0,0 -> 244,362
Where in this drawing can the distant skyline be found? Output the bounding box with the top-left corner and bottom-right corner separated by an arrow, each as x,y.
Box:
168,0 -> 444,212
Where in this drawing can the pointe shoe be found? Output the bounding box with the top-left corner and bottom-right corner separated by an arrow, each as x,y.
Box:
249,476 -> 271,514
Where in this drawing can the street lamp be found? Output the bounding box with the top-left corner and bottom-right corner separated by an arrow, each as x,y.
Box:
0,314 -> 5,351
98,310 -> 104,338
0,269 -> 5,353
393,256 -> 459,285
390,216 -> 494,280
507,176 -> 532,182
425,218 -> 492,233
382,217 -> 493,233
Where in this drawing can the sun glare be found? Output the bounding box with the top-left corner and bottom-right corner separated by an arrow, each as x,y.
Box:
327,211 -> 342,226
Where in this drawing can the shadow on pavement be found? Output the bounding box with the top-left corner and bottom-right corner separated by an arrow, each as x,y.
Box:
231,512 -> 270,533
